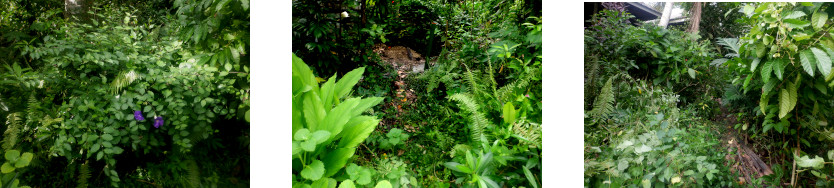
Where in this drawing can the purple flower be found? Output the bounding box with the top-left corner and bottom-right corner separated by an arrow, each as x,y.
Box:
153,116 -> 164,128
134,111 -> 145,121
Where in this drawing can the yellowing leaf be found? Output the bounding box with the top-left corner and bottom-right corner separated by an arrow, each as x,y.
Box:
671,176 -> 681,184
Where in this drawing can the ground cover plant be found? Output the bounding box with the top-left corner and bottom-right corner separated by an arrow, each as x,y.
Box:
0,0 -> 249,187
292,0 -> 541,187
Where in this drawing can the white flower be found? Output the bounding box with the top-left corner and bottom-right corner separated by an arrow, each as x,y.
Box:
116,95 -> 120,99
341,11 -> 349,18
38,80 -> 44,88
671,176 -> 681,184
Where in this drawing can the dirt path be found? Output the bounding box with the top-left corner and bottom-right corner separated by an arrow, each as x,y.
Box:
716,99 -> 773,186
370,44 -> 427,156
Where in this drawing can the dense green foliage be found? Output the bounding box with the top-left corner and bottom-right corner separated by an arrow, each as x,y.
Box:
293,0 -> 541,187
1,0 -> 249,187
718,2 -> 834,186
585,8 -> 737,187
586,2 -> 834,187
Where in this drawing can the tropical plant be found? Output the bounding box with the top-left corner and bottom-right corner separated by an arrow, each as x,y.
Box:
292,53 -> 390,187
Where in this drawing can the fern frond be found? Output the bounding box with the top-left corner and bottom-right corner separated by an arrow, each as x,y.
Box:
587,76 -> 616,120
186,158 -> 201,188
716,38 -> 740,57
513,120 -> 542,149
77,161 -> 91,188
496,67 -> 538,105
2,112 -> 22,150
26,94 -> 40,126
449,93 -> 492,146
110,70 -> 139,94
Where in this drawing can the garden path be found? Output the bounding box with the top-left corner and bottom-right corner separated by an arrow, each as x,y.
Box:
716,99 -> 774,186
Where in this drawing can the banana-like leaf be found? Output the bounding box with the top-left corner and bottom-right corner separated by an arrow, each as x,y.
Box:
335,67 -> 365,100
322,148 -> 356,177
337,116 -> 378,148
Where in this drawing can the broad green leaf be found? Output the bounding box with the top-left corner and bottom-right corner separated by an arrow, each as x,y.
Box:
779,88 -> 792,119
444,162 -> 469,173
301,160 -> 325,181
302,92 -> 326,131
349,97 -> 384,117
764,35 -> 774,45
824,150 -> 834,162
503,103 -> 517,124
374,181 -> 393,188
812,10 -> 828,30
793,32 -> 813,41
311,178 -> 337,188
357,169 -> 372,185
763,123 -> 773,133
320,75 -> 337,111
618,159 -> 629,171
231,47 -> 240,64
784,19 -> 811,28
334,67 -> 365,100
4,150 -> 19,161
294,129 -> 311,141
292,141 -> 301,155
338,116 -> 379,148
756,43 -> 767,58
751,58 -> 761,72
318,98 -> 361,144
338,180 -> 356,188
322,148 -> 356,177
774,59 -> 786,80
784,11 -> 807,19
14,153 -> 32,168
801,50 -> 817,77
642,179 -> 651,188
797,155 -> 825,169
0,163 -> 13,173
762,60 -> 773,83
760,93 -> 770,114
91,143 -> 101,153
311,130 -> 332,144
616,140 -> 633,150
293,53 -> 320,94
346,163 -> 362,180
635,145 -> 652,154
102,134 -> 114,141
301,140 -> 316,152
814,47 -> 833,77
687,68 -> 696,79
523,167 -> 539,188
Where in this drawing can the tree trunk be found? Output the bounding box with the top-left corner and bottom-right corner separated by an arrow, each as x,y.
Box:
659,2 -> 675,28
687,2 -> 702,33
